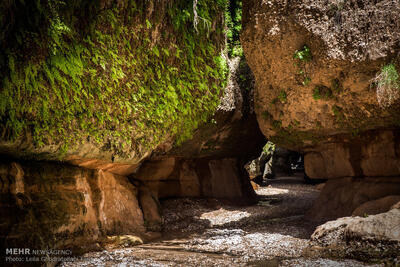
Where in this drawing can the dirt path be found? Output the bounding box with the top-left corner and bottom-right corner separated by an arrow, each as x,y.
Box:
61,176 -> 382,266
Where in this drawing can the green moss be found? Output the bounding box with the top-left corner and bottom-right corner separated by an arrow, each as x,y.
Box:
331,78 -> 342,93
332,105 -> 344,122
226,0 -> 242,57
262,110 -> 273,120
270,128 -> 322,148
0,0 -> 228,158
313,86 -> 332,100
278,90 -> 287,104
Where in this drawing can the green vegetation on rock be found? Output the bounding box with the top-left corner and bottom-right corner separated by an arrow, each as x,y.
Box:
293,45 -> 312,86
226,0 -> 243,57
293,45 -> 312,62
278,90 -> 287,104
373,63 -> 400,108
0,0 -> 228,159
313,86 -> 332,100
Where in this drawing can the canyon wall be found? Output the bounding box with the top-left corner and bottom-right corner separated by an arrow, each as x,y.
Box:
0,160 -> 146,253
241,0 -> 400,219
0,0 -> 265,253
0,0 -> 227,166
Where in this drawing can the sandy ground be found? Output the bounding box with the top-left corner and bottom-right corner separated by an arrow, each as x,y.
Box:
61,176 -> 382,267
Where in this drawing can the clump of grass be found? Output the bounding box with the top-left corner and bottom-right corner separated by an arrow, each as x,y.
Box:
373,63 -> 400,108
278,90 -> 287,103
293,45 -> 312,62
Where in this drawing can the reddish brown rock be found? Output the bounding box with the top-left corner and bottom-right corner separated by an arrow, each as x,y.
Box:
241,0 -> 400,180
134,158 -> 255,203
307,177 -> 400,221
352,195 -> 400,217
304,131 -> 400,179
0,161 -> 146,253
138,186 -> 162,232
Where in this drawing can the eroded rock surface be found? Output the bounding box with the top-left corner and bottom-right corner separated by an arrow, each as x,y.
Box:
304,130 -> 400,179
308,177 -> 400,221
241,0 -> 400,178
60,177 -> 383,266
0,160 -> 146,254
311,209 -> 400,261
134,157 -> 254,202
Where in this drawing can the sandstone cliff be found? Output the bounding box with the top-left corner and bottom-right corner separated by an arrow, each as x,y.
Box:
241,0 -> 400,180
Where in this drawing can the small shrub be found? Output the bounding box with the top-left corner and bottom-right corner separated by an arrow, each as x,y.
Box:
293,45 -> 312,62
278,90 -> 287,103
294,45 -> 312,86
372,63 -> 400,108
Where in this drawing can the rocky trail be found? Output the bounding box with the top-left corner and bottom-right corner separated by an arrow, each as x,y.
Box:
61,176 -> 381,267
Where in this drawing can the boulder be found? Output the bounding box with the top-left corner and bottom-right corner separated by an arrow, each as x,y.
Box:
304,130 -> 400,179
0,161 -> 146,253
311,209 -> 400,261
308,177 -> 400,221
352,195 -> 400,217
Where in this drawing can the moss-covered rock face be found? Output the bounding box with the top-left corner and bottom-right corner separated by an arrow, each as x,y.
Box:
0,0 -> 228,163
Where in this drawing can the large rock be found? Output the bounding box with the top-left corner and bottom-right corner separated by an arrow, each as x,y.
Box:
241,0 -> 400,177
304,130 -> 400,179
0,0 -> 227,167
134,56 -> 265,203
352,195 -> 400,217
159,56 -> 266,160
0,161 -> 146,253
134,158 -> 255,202
308,177 -> 400,221
311,209 -> 400,261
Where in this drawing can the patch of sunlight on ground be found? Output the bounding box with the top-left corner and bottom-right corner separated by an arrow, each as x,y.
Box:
200,209 -> 251,226
256,187 -> 289,196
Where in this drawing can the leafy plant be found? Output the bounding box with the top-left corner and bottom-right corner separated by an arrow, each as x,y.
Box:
225,0 -> 242,57
294,45 -> 312,86
372,63 -> 400,108
278,90 -> 287,103
293,45 -> 312,62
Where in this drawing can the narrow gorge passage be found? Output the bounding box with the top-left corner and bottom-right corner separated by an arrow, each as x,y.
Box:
1,0 -> 400,266
61,175 -> 375,267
